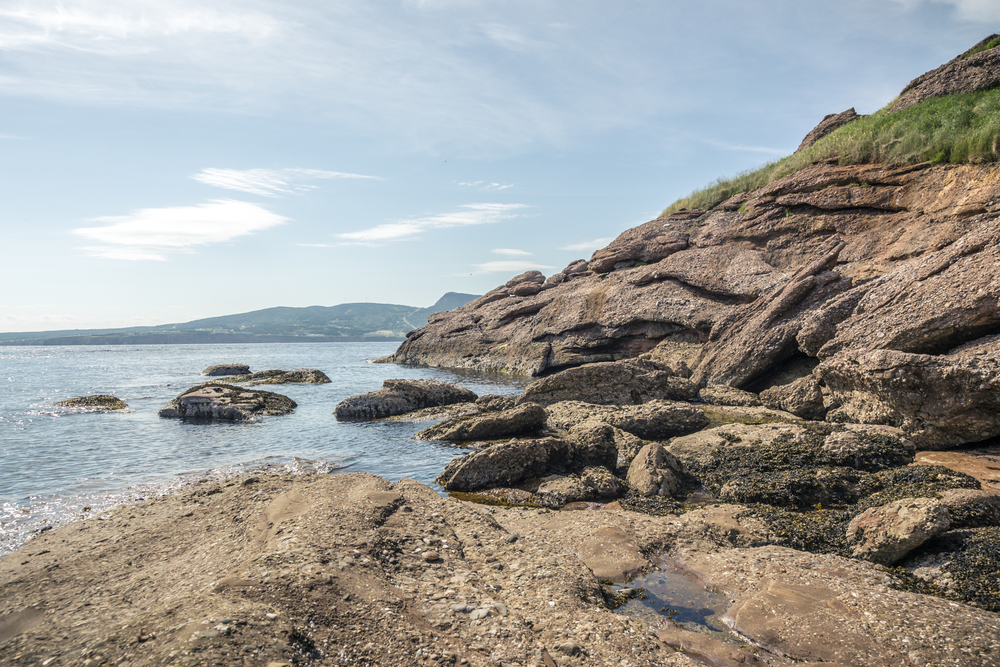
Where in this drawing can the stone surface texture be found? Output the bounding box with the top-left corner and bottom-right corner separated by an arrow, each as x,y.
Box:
334,379 -> 477,421
847,497 -> 953,564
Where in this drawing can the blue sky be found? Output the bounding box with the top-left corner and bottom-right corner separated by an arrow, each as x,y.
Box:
1,0 -> 998,331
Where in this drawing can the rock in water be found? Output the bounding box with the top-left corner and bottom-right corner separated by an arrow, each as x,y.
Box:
226,368 -> 332,386
158,383 -> 296,421
201,363 -> 251,377
334,379 -> 477,421
54,395 -> 128,411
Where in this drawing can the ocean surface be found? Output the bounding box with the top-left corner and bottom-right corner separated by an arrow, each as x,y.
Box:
0,342 -> 528,557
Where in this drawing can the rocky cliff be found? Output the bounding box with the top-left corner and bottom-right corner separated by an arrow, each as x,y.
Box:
382,38 -> 1000,451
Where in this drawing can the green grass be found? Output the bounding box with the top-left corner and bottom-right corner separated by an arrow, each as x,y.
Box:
664,86 -> 1000,214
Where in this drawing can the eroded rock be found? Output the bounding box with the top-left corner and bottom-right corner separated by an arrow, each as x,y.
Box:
846,497 -> 952,564
201,363 -> 250,377
55,395 -> 128,411
626,444 -> 685,498
518,358 -> 697,407
415,403 -> 546,442
158,383 -> 296,421
227,368 -> 332,386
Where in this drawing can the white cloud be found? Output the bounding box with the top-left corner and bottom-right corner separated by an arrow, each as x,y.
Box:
472,260 -> 554,274
559,238 -> 613,252
492,248 -> 531,256
458,180 -> 515,191
192,167 -> 379,197
73,199 -> 289,260
337,203 -> 527,244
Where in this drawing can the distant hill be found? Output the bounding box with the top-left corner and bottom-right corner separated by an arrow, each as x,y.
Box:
0,292 -> 479,345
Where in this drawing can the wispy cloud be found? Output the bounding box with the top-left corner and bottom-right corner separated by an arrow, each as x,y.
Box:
458,180 -> 515,191
73,199 -> 288,260
472,260 -> 554,274
337,203 -> 527,245
492,248 -> 531,256
193,167 -> 380,197
704,139 -> 791,156
559,238 -> 613,252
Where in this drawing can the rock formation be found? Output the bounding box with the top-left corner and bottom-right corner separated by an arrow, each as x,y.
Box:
201,363 -> 250,376
226,368 -> 332,386
334,379 -> 478,420
158,383 -> 296,421
54,395 -> 128,411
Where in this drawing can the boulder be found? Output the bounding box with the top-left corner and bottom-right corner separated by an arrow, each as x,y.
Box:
158,383 -> 296,421
567,419 -> 646,467
518,358 -> 697,407
475,394 -> 517,412
200,363 -> 250,377
698,385 -> 761,407
54,395 -> 128,411
545,400 -> 708,440
334,379 -> 477,421
760,375 -> 826,420
436,437 -> 616,492
535,467 -> 626,504
626,444 -> 685,497
846,497 -> 952,564
414,403 -> 546,441
227,368 -> 331,386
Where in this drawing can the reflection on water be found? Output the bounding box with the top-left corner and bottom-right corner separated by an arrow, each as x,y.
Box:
612,555 -> 732,637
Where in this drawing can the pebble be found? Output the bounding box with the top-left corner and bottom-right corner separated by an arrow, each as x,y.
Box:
470,608 -> 493,621
451,603 -> 474,613
505,533 -> 520,544
422,550 -> 440,562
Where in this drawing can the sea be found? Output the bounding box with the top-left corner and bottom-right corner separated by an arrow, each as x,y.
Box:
0,342 -> 529,557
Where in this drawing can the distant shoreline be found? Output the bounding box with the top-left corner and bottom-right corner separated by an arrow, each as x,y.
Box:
0,334 -> 406,346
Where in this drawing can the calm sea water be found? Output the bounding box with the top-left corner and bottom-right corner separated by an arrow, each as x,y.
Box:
0,342 -> 528,556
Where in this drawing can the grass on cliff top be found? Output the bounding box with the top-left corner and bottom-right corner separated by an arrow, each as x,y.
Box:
664,86 -> 1000,214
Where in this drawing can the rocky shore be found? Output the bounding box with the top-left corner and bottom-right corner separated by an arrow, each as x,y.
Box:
4,37 -> 1000,667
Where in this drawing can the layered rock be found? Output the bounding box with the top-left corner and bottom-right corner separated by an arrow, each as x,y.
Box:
158,383 -> 296,421
334,379 -> 477,420
517,358 -> 697,407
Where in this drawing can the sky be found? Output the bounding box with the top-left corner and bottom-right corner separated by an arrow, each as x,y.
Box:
1,0 -> 999,332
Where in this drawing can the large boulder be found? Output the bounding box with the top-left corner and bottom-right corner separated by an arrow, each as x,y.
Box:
535,466 -> 626,504
545,400 -> 709,440
436,437 -> 616,492
415,403 -> 546,441
846,497 -> 952,564
201,363 -> 250,377
626,443 -> 685,497
517,358 -> 697,407
566,419 -> 646,467
334,379 -> 477,421
228,368 -> 332,386
760,375 -> 826,420
158,383 -> 296,421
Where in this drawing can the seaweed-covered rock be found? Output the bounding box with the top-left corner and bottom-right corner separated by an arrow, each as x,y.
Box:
517,358 -> 697,407
158,383 -> 296,421
201,363 -> 250,377
846,497 -> 951,564
227,368 -> 331,386
545,399 -> 708,440
900,527 -> 1000,612
436,437 -> 616,492
626,444 -> 685,498
55,395 -> 128,411
335,379 -> 477,421
415,403 -> 546,442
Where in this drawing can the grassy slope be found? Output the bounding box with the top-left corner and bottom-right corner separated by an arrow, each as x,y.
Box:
664,86 -> 1000,214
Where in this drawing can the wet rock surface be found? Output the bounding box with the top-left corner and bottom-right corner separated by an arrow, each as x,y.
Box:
227,368 -> 332,386
334,379 -> 478,421
158,383 -> 297,421
54,394 -> 128,411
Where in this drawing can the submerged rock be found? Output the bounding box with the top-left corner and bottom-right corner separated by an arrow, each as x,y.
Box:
227,368 -> 331,386
201,363 -> 250,377
415,403 -> 546,441
334,379 -> 477,421
158,383 -> 296,421
54,395 -> 128,411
